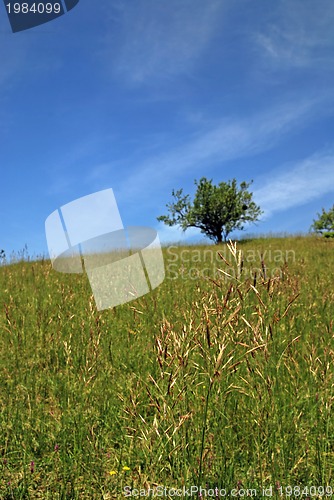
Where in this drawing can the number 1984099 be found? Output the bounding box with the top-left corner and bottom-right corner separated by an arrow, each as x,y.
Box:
6,3 -> 61,14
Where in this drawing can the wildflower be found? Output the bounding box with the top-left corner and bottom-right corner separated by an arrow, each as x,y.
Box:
54,444 -> 59,452
122,466 -> 130,471
109,470 -> 117,476
30,461 -> 35,474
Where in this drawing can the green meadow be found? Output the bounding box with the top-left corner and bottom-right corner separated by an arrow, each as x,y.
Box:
0,236 -> 333,499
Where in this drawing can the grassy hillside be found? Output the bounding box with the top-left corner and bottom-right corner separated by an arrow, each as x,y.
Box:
0,236 -> 333,499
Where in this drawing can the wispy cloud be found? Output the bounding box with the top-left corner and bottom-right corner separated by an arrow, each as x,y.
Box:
255,0 -> 334,69
156,224 -> 202,245
106,0 -> 225,85
253,152 -> 334,217
110,97 -> 324,201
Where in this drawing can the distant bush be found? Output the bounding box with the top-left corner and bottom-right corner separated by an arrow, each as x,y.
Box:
310,204 -> 334,237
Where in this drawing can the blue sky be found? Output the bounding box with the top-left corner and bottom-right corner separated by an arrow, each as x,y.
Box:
1,0 -> 334,258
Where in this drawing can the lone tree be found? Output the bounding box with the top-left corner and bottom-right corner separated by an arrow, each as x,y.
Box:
310,205 -> 334,238
157,177 -> 262,243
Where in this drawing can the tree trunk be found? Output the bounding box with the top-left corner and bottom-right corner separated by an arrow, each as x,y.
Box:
223,228 -> 230,242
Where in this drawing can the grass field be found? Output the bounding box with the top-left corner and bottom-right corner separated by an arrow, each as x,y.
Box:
0,236 -> 333,499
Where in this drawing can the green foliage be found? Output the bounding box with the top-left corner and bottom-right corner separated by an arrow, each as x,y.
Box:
310,204 -> 334,237
157,178 -> 262,243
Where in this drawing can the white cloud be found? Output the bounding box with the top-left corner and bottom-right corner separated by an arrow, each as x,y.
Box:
106,0 -> 225,84
255,0 -> 334,69
253,152 -> 334,217
111,97 -> 323,201
156,224 -> 202,245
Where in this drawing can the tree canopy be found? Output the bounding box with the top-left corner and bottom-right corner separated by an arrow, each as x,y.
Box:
310,205 -> 334,238
157,177 -> 262,243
